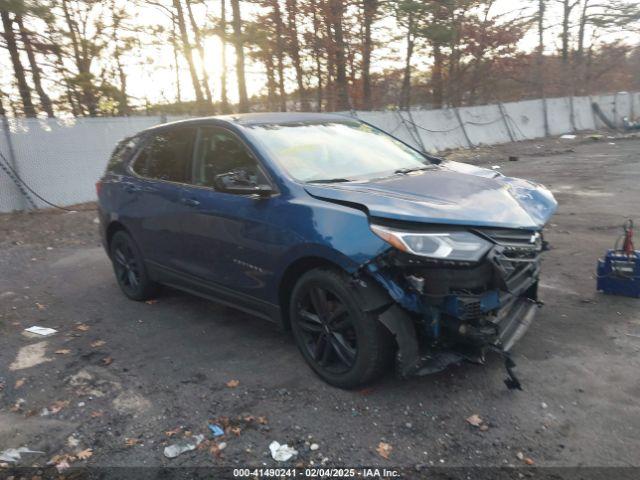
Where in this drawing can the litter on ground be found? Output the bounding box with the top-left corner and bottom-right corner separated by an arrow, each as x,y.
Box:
24,326 -> 57,336
163,434 -> 204,459
269,441 -> 298,462
208,424 -> 225,437
0,447 -> 44,463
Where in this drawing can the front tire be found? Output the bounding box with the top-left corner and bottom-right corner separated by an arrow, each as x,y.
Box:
289,268 -> 392,388
109,230 -> 158,301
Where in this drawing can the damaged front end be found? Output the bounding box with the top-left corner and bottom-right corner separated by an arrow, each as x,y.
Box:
354,225 -> 547,388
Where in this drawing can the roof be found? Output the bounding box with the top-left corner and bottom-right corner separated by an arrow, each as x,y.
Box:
142,112 -> 357,133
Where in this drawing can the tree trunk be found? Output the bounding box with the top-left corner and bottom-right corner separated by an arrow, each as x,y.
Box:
1,11 -> 36,117
321,4 -> 336,111
231,0 -> 249,112
185,0 -> 213,108
285,0 -> 309,111
271,0 -> 287,112
109,4 -> 129,116
311,0 -> 323,111
561,0 -> 570,63
0,89 -> 5,116
171,14 -> 182,104
16,15 -> 54,117
219,0 -> 230,113
432,43 -> 444,109
329,0 -> 349,111
400,11 -> 414,110
264,53 -> 278,111
61,0 -> 97,116
577,0 -> 589,60
361,0 -> 376,110
538,0 -> 549,136
172,0 -> 204,107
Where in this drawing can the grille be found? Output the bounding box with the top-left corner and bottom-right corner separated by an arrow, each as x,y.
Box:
476,228 -> 542,293
477,228 -> 543,261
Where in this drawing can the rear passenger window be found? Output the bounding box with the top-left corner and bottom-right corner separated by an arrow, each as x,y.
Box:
132,128 -> 195,182
108,135 -> 140,169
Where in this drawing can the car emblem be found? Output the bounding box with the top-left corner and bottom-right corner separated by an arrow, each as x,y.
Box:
530,232 -> 540,244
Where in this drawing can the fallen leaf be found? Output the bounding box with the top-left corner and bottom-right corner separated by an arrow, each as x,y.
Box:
55,460 -> 71,473
466,414 -> 483,427
125,438 -> 141,447
35,302 -> 47,310
243,415 -> 255,422
479,424 -> 489,432
165,427 -> 182,437
49,400 -> 69,414
76,449 -> 93,460
14,378 -> 26,389
90,340 -> 105,348
524,457 -> 535,465
257,416 -> 268,425
376,442 -> 392,459
10,399 -> 24,412
55,349 -> 71,355
90,410 -> 104,418
101,356 -> 113,366
228,426 -> 241,436
226,379 -> 239,388
145,299 -> 158,305
210,442 -> 225,457
75,324 -> 90,332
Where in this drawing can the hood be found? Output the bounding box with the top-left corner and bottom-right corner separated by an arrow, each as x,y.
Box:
304,160 -> 557,230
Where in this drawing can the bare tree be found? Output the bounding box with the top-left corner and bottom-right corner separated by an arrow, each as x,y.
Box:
1,10 -> 37,117
231,0 -> 249,112
16,14 -> 54,117
172,0 -> 205,106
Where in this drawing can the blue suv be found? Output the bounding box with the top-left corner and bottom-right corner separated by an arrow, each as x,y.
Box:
98,113 -> 557,388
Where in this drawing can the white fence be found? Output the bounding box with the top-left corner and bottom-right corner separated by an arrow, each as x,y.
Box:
1,91 -> 638,213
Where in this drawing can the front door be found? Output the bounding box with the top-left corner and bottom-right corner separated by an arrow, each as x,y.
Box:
178,126 -> 279,302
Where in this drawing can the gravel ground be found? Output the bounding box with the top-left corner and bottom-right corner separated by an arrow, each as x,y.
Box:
0,135 -> 639,478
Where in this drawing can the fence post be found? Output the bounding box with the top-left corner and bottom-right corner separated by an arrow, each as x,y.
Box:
541,97 -> 550,136
497,103 -> 515,142
612,92 -> 618,128
569,96 -> 577,132
453,107 -> 473,148
0,114 -> 31,211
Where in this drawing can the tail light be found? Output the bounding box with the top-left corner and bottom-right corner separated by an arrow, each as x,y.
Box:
95,180 -> 102,196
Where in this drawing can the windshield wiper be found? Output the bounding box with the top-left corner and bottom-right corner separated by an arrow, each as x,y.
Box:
394,166 -> 431,175
306,178 -> 352,183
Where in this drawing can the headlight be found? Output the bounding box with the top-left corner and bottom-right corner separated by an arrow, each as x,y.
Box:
370,225 -> 492,261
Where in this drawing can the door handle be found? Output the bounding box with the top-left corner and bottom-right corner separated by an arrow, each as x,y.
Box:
124,183 -> 141,193
180,197 -> 200,207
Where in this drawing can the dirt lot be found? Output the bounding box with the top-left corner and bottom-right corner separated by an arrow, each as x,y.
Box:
1,135 -> 639,477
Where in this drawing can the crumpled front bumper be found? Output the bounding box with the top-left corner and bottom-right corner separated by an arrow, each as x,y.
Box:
355,227 -> 545,379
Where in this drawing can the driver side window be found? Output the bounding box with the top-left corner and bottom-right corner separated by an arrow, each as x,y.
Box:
192,127 -> 263,190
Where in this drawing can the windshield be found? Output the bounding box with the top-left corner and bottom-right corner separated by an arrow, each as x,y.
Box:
246,121 -> 429,182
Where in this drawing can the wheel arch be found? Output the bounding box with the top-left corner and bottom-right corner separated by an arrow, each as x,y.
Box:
277,256 -> 350,330
105,220 -> 130,255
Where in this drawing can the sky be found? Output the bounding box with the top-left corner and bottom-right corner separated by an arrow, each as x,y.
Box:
1,0 -> 638,110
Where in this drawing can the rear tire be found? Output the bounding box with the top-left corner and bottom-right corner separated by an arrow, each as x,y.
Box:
289,268 -> 393,389
109,230 -> 158,301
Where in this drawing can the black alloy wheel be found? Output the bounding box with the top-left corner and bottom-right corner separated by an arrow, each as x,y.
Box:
296,284 -> 358,374
290,268 -> 393,388
109,230 -> 157,301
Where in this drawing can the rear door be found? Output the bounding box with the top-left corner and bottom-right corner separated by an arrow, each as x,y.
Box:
126,127 -> 197,270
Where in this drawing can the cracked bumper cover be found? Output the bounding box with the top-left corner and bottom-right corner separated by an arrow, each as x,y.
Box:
355,228 -> 545,377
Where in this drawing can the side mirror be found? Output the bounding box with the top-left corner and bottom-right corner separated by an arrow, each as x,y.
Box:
215,171 -> 273,197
